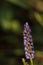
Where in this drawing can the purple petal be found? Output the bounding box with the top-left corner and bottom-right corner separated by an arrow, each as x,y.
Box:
25,51 -> 30,56
24,40 -> 27,45
31,54 -> 34,58
25,55 -> 30,59
24,47 -> 28,51
31,42 -> 33,45
30,46 -> 34,49
24,37 -> 26,39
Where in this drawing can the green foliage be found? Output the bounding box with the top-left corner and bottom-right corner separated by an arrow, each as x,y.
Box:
6,0 -> 28,9
34,12 -> 43,26
1,5 -> 13,20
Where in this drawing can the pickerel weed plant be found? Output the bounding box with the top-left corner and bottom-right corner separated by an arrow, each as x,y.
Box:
22,22 -> 34,65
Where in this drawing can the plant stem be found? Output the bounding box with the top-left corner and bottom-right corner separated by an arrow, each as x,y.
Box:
30,58 -> 33,65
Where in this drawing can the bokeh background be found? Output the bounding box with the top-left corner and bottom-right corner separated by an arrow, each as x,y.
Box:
0,0 -> 43,65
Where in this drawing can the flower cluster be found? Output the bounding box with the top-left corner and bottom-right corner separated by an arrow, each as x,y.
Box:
23,22 -> 34,59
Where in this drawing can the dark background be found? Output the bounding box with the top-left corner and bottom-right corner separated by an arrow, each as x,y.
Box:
0,0 -> 43,65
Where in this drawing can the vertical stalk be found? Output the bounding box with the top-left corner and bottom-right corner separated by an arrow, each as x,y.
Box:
30,58 -> 33,65
22,58 -> 26,65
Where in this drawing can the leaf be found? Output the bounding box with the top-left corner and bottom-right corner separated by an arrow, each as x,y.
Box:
34,12 -> 43,26
5,0 -> 28,9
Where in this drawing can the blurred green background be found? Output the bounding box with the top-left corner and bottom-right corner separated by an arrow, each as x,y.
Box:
0,0 -> 43,65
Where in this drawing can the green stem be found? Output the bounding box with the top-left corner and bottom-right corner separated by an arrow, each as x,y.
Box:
30,58 -> 33,65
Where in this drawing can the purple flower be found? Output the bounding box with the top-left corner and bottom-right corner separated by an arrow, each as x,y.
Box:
23,22 -> 34,59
